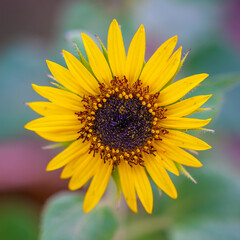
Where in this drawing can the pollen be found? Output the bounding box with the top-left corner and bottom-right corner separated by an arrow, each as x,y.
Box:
75,76 -> 167,167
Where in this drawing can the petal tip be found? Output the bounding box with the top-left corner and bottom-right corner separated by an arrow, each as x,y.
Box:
24,122 -> 30,130
111,18 -> 118,25
207,118 -> 212,124
46,163 -> 54,172
171,195 -> 178,200
31,83 -> 37,89
139,24 -> 145,33
203,73 -> 209,78
196,162 -> 203,168
46,60 -> 55,70
83,202 -> 92,213
132,206 -> 138,213
128,201 -> 138,213
145,206 -> 153,214
83,206 -> 90,213
172,35 -> 178,42
61,49 -> 69,58
68,182 -> 78,191
81,32 -> 88,40
171,190 -> 178,199
206,94 -> 212,99
204,144 -> 212,150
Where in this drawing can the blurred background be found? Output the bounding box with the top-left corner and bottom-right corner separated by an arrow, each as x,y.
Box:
0,0 -> 240,239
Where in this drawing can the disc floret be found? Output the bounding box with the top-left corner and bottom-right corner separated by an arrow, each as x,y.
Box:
75,76 -> 168,168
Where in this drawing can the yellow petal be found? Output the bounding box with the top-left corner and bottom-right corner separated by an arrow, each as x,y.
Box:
132,165 -> 153,214
160,155 -> 179,176
144,154 -> 177,198
81,33 -> 112,86
83,161 -> 112,213
161,129 -> 211,150
165,95 -> 212,117
125,25 -> 145,85
61,151 -> 93,179
32,84 -> 84,111
61,157 -> 81,179
28,102 -> 74,116
107,19 -> 126,79
118,161 -> 137,213
24,115 -> 81,132
46,60 -> 86,95
46,140 -> 90,171
69,154 -> 102,190
155,141 -> 202,167
62,50 -> 100,95
159,117 -> 211,129
35,131 -> 78,142
149,47 -> 182,93
157,73 -> 209,106
140,36 -> 178,88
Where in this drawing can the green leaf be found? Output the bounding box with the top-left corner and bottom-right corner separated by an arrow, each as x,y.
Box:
123,168 -> 240,239
175,163 -> 197,184
171,219 -> 240,240
188,73 -> 240,122
167,169 -> 240,220
40,192 -> 118,240
193,73 -> 240,95
190,92 -> 223,122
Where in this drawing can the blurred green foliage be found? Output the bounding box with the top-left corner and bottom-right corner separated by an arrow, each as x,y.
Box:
40,193 -> 118,240
0,44 -> 47,139
39,167 -> 240,240
0,199 -> 38,240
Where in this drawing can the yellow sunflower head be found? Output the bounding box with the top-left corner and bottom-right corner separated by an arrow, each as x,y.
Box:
25,19 -> 212,214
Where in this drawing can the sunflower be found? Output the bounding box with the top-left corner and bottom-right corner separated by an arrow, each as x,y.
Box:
25,19 -> 212,214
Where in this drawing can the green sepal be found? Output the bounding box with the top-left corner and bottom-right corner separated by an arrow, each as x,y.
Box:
175,162 -> 197,184
188,149 -> 199,156
193,107 -> 213,114
47,72 -> 79,95
176,49 -> 191,75
162,49 -> 191,91
46,74 -> 66,90
158,188 -> 162,197
48,69 -> 83,98
46,73 -> 56,81
49,81 -> 82,98
73,42 -> 95,77
42,141 -> 73,150
111,168 -> 121,200
191,128 -> 216,133
96,35 -> 115,79
50,81 -> 67,91
96,35 -> 109,63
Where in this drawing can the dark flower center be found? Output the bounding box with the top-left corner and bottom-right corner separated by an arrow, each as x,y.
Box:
93,94 -> 153,151
76,78 -> 167,167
